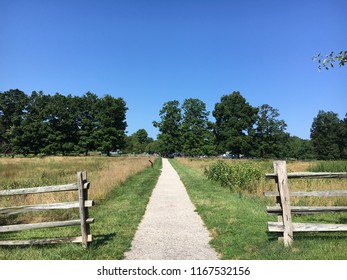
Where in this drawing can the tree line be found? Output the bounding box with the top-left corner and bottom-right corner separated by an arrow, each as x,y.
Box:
1,89 -> 346,159
0,89 -> 127,156
152,92 -> 347,160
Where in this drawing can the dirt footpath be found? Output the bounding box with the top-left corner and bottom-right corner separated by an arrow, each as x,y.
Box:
124,158 -> 219,260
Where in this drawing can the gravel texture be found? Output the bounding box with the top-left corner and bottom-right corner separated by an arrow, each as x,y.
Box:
124,158 -> 219,260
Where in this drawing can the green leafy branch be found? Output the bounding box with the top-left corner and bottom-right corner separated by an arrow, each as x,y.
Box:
313,50 -> 347,71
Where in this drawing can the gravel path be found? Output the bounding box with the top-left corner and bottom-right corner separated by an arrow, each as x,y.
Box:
124,158 -> 219,260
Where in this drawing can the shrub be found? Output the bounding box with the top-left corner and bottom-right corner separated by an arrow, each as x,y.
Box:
204,160 -> 262,193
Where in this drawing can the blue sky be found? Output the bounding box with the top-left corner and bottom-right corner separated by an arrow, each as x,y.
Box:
1,0 -> 346,140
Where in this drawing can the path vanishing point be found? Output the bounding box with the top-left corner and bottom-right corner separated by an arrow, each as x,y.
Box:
124,158 -> 219,260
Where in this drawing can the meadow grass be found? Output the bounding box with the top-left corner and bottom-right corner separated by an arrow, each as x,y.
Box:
171,158 -> 347,259
0,156 -> 161,259
0,156 -> 156,207
175,158 -> 347,206
307,161 -> 347,172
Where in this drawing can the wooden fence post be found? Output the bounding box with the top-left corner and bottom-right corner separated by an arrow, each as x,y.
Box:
77,171 -> 90,248
274,161 -> 293,247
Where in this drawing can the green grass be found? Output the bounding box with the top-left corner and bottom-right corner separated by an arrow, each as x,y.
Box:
0,158 -> 162,260
307,161 -> 347,172
170,159 -> 347,259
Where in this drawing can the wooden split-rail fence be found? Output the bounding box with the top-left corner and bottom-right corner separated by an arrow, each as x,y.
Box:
0,171 -> 93,248
265,161 -> 347,247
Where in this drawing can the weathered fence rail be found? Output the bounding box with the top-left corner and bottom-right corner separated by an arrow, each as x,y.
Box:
265,161 -> 347,247
0,171 -> 93,247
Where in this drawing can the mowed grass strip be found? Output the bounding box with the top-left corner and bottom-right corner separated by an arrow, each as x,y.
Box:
170,159 -> 347,260
0,157 -> 162,260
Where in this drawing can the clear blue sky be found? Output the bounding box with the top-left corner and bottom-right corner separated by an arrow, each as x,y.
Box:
1,0 -> 346,140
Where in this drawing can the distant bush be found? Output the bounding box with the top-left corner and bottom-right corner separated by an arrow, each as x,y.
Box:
204,160 -> 262,193
308,161 -> 347,172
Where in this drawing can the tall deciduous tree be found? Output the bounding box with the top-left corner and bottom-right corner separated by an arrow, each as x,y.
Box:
0,89 -> 28,156
12,91 -> 49,155
124,129 -> 152,154
213,92 -> 258,156
310,110 -> 341,160
181,98 -> 215,156
134,129 -> 149,145
153,100 -> 182,156
287,136 -> 315,160
95,95 -> 128,156
253,104 -> 288,158
77,92 -> 99,156
40,93 -> 80,155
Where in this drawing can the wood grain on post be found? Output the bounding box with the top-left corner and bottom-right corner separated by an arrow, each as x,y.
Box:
0,218 -> 94,233
77,171 -> 89,248
265,172 -> 347,179
0,235 -> 92,246
0,201 -> 94,215
274,161 -> 293,247
264,190 -> 347,197
268,222 -> 347,232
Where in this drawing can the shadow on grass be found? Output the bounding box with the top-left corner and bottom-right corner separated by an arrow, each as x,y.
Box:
267,231 -> 347,242
91,232 -> 117,247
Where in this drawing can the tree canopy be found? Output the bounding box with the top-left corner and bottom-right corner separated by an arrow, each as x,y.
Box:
0,89 -> 128,156
1,88 -> 345,160
252,104 -> 289,158
181,98 -> 216,156
310,110 -> 346,160
153,100 -> 182,156
152,92 -> 342,160
213,92 -> 258,156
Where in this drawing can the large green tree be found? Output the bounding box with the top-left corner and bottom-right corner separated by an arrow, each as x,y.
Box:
0,89 -> 29,156
77,92 -> 99,156
11,91 -> 50,155
124,129 -> 153,154
95,95 -> 128,156
213,92 -> 258,156
153,100 -> 182,156
287,136 -> 315,160
40,93 -> 80,155
310,110 -> 341,160
181,98 -> 215,156
252,104 -> 289,158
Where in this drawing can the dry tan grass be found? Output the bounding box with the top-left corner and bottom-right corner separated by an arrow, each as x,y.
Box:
0,156 -> 156,221
174,157 -> 225,173
88,156 -> 156,200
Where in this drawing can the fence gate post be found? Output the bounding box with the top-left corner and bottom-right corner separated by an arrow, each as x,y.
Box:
274,161 -> 293,247
77,171 -> 90,248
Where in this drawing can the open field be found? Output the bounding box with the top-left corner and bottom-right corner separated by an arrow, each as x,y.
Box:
0,155 -> 156,206
1,156 -> 346,259
170,158 -> 347,259
175,158 -> 347,206
0,157 -> 162,259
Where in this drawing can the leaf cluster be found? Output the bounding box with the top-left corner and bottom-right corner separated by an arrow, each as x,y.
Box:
313,50 -> 347,71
